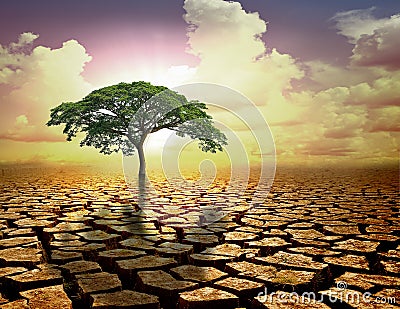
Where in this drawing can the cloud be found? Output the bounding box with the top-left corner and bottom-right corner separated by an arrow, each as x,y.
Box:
184,0 -> 267,61
304,60 -> 382,91
0,33 -> 39,68
179,0 -> 399,165
1,3 -> 398,166
345,74 -> 400,108
332,8 -> 400,70
0,33 -> 93,142
282,7 -> 400,163
332,7 -> 383,43
323,112 -> 365,139
365,107 -> 400,133
183,0 -> 304,111
9,32 -> 39,52
0,114 -> 65,142
277,78 -> 399,164
269,120 -> 303,127
352,14 -> 400,70
165,65 -> 197,86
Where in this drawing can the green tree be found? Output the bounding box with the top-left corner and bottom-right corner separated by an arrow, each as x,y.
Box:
46,81 -> 227,181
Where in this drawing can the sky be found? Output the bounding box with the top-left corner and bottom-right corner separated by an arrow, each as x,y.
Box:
0,0 -> 399,170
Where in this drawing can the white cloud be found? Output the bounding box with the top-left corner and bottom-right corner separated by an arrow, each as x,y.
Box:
182,0 -> 304,122
9,32 -> 39,52
304,60 -> 382,91
345,73 -> 400,108
332,7 -> 384,43
365,107 -> 400,133
352,14 -> 400,69
164,65 -> 197,87
332,8 -> 400,70
183,0 -> 267,62
0,33 -> 93,142
15,114 -> 28,125
179,0 -> 399,165
1,3 -> 398,166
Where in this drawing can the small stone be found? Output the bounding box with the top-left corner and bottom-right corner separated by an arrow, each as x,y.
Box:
0,267 -> 28,280
262,229 -> 288,237
224,231 -> 258,246
332,239 -> 379,254
379,250 -> 400,261
0,236 -> 39,249
50,240 -> 88,250
0,293 -> 8,304
207,222 -> 239,231
318,236 -> 343,242
245,237 -> 290,255
50,250 -> 83,264
155,242 -> 194,264
6,228 -> 36,238
381,260 -> 400,275
189,253 -> 234,268
116,256 -> 177,284
137,270 -> 198,308
357,234 -> 399,243
178,287 -> 239,309
44,222 -> 91,234
171,265 -> 228,284
0,247 -> 43,268
0,299 -> 30,308
285,229 -> 325,239
287,222 -> 315,229
263,270 -> 316,291
19,284 -> 72,309
324,254 -> 370,271
235,226 -> 264,234
7,265 -> 63,291
255,251 -> 328,273
214,276 -> 264,297
14,218 -> 54,229
77,272 -> 122,304
77,230 -> 121,249
201,243 -> 246,259
365,225 -> 397,234
53,233 -> 80,241
323,225 -> 360,235
110,223 -> 160,237
119,238 -> 156,253
183,234 -> 219,251
288,247 -> 340,257
291,239 -> 329,247
334,272 -> 400,290
90,290 -> 160,309
225,261 -> 276,281
60,260 -> 102,278
98,249 -> 146,271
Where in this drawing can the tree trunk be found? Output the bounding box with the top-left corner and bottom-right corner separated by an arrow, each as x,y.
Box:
137,143 -> 146,208
137,143 -> 146,178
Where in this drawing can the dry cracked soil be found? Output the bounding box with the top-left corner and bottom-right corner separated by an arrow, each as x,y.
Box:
0,166 -> 398,308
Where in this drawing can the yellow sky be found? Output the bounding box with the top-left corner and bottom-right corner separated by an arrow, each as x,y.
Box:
0,0 -> 399,171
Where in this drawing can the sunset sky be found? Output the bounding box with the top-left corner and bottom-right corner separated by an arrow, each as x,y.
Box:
0,0 -> 399,170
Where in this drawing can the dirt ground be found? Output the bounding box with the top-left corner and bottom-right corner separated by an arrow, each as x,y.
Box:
0,166 -> 398,308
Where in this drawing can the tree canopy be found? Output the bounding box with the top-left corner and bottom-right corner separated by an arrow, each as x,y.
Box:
47,81 -> 227,174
